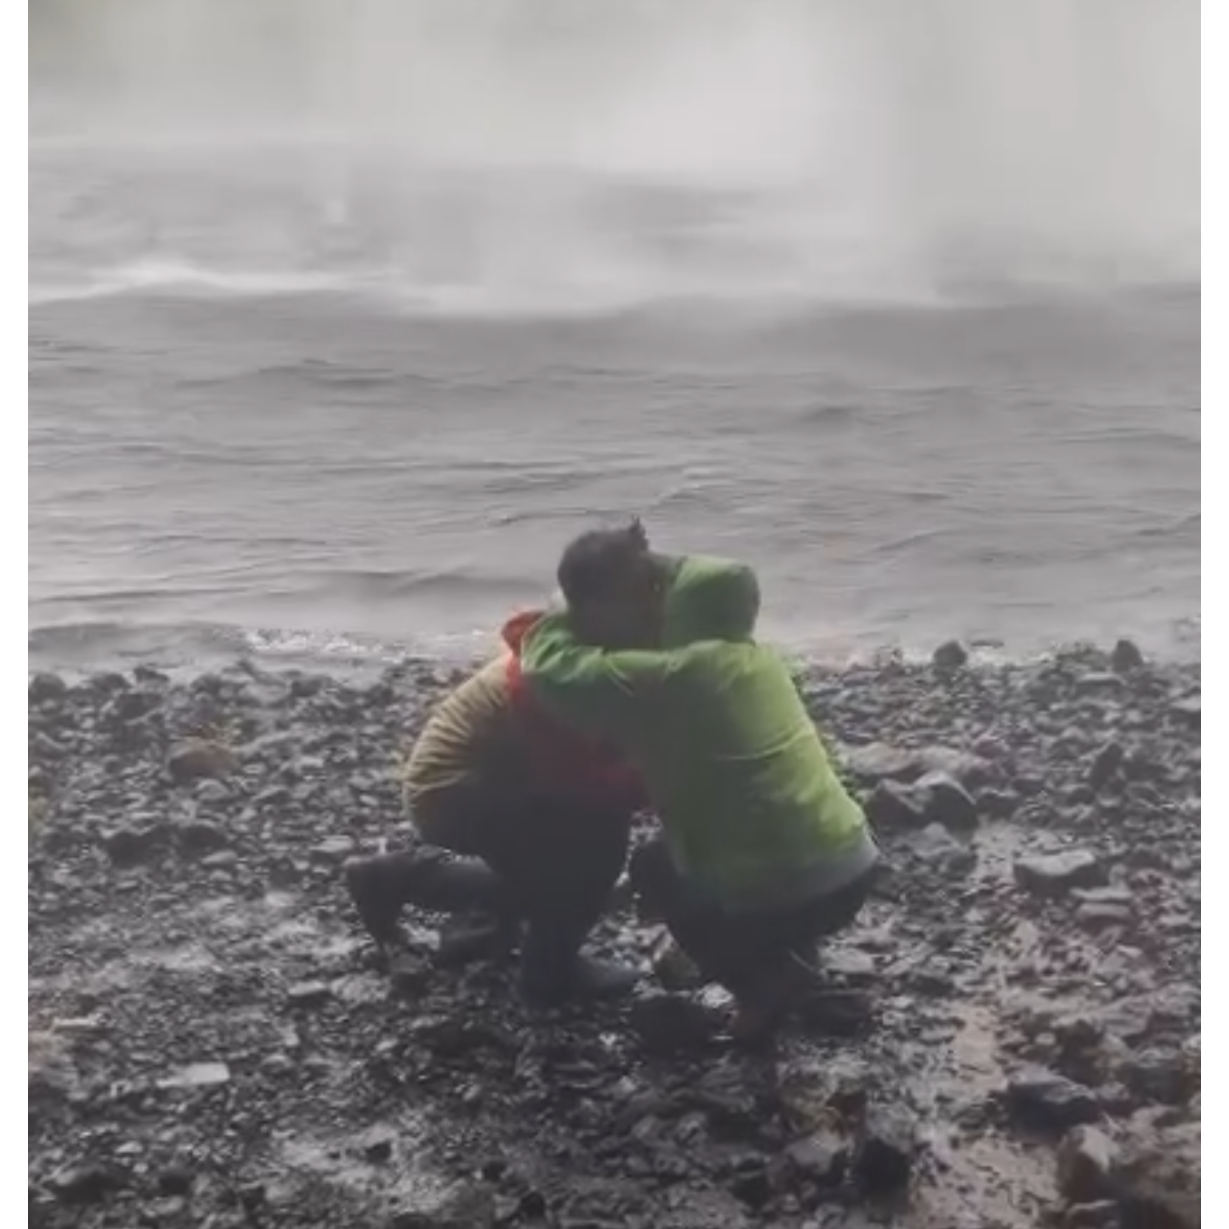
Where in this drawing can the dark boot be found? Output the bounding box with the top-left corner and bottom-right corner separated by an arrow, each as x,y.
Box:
344,852 -> 419,947
518,921 -> 641,1008
345,850 -> 510,948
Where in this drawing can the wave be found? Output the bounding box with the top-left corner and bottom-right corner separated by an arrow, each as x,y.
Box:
29,259 -> 350,307
29,256 -> 1202,326
27,618 -> 491,675
29,251 -> 941,317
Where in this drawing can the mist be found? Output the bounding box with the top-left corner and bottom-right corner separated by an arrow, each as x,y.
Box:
30,0 -> 1200,305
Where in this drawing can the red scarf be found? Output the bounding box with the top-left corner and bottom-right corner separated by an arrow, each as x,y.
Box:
502,610 -> 646,811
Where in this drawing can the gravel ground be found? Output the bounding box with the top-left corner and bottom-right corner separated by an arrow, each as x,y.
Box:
28,642 -> 1200,1228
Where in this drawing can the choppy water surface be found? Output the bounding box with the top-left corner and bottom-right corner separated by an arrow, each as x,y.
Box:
29,0 -> 1200,670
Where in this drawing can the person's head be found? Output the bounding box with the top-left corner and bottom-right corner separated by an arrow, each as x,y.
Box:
556,518 -> 665,648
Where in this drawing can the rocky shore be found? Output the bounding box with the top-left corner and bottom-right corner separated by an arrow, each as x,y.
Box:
29,643 -> 1200,1229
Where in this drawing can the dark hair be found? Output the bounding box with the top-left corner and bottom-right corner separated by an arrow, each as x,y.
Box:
556,519 -> 651,608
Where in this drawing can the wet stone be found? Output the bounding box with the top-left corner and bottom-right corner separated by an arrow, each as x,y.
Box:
157,1062 -> 232,1091
1115,1047 -> 1199,1106
286,981 -> 333,1009
913,770 -> 979,832
1074,672 -> 1125,695
238,1182 -> 273,1213
177,821 -> 230,857
311,835 -> 355,863
977,788 -> 1021,818
729,1162 -> 771,1210
108,688 -> 164,722
1014,851 -> 1108,898
913,746 -> 995,787
865,780 -> 925,830
361,1126 -> 397,1163
1075,903 -> 1132,932
905,823 -> 976,875
30,732 -> 69,764
156,1165 -> 195,1197
1056,1126 -> 1118,1204
254,784 -> 292,809
1071,885 -> 1133,908
49,1163 -> 128,1205
1110,639 -> 1145,673
260,1053 -> 295,1077
852,1106 -> 918,1194
842,743 -> 921,783
1006,1070 -> 1101,1133
29,672 -> 69,705
1062,1201 -> 1120,1229
1122,751 -> 1164,783
651,934 -> 705,991
1087,741 -> 1125,790
824,950 -> 876,984
784,1134 -> 848,1187
101,823 -> 170,866
168,739 -> 238,785
657,1186 -> 754,1229
195,779 -> 232,805
932,639 -> 969,670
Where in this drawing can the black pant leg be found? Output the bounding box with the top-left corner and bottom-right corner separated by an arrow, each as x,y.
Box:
482,799 -> 632,951
631,841 -> 877,996
629,837 -> 784,996
787,867 -> 877,952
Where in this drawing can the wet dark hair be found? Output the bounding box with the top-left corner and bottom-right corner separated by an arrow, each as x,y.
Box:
556,519 -> 651,608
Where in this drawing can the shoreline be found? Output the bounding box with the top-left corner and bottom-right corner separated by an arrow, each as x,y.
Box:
29,645 -> 1199,1228
27,619 -> 1205,685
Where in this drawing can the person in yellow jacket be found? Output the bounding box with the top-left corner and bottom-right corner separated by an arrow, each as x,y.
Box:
520,521 -> 880,1039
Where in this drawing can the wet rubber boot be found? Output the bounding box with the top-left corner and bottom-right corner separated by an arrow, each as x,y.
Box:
518,921 -> 641,1009
345,851 -> 509,948
344,852 -> 420,948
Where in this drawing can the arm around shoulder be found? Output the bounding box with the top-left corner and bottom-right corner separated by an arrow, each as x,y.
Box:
519,613 -> 674,739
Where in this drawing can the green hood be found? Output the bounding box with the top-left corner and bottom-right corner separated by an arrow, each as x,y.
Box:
658,554 -> 760,646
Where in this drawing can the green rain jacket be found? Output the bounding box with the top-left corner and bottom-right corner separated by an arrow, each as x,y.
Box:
520,555 -> 878,912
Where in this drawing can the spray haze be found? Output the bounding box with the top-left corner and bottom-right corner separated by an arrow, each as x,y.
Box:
31,0 -> 1199,308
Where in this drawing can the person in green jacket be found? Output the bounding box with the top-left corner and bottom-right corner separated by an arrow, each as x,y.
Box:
520,521 -> 880,1039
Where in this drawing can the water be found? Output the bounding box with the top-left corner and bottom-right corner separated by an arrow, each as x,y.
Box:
29,1 -> 1201,672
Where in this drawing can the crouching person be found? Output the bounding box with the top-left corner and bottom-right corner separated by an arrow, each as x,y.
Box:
519,525 -> 880,1039
344,610 -> 643,1008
